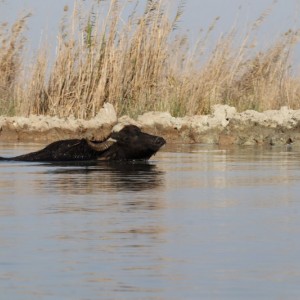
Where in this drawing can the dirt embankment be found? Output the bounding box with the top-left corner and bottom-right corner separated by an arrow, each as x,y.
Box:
1,103 -> 300,146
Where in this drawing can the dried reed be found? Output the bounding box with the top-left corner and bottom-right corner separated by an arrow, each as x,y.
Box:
1,0 -> 300,118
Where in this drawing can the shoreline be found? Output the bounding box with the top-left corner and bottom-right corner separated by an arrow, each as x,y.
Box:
1,104 -> 300,146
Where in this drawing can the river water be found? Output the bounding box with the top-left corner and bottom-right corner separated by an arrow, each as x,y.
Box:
1,142 -> 300,299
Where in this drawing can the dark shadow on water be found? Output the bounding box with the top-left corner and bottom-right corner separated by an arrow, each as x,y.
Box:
39,160 -> 165,193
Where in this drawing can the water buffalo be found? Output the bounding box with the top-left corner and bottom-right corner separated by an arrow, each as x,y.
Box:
0,125 -> 166,162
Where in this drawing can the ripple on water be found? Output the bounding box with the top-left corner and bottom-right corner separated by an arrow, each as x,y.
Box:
1,143 -> 300,299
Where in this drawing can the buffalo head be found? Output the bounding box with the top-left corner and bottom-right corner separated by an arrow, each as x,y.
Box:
89,125 -> 166,161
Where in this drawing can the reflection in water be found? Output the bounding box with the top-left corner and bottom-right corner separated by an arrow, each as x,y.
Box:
43,161 -> 165,193
35,161 -> 166,213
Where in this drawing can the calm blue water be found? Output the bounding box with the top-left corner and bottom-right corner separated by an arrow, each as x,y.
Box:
1,143 -> 300,299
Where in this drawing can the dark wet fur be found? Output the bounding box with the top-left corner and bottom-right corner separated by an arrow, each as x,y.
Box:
0,125 -> 166,162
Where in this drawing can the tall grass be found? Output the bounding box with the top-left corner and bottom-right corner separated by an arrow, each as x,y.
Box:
1,0 -> 300,118
0,13 -> 31,115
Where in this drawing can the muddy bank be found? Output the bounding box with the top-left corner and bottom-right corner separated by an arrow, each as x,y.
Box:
0,104 -> 117,143
1,104 -> 300,146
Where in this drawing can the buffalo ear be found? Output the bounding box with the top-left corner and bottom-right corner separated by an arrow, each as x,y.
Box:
87,139 -> 115,152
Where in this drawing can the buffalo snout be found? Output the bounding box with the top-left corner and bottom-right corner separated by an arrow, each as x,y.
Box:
155,136 -> 166,147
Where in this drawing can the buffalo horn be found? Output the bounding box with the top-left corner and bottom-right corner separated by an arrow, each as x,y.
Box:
86,138 -> 115,152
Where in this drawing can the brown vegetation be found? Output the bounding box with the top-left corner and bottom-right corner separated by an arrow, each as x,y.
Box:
0,0 -> 300,118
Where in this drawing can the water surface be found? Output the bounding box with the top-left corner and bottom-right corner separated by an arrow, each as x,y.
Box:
1,142 -> 300,299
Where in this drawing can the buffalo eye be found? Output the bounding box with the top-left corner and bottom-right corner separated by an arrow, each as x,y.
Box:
122,136 -> 130,143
